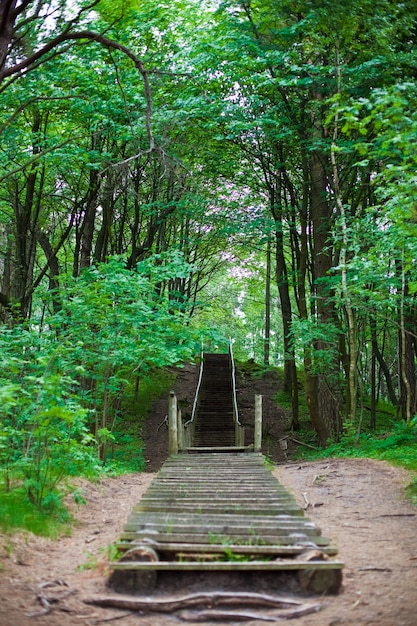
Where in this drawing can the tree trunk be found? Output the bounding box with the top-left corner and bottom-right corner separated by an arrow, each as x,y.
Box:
12,110 -> 43,317
369,315 -> 398,407
370,337 -> 377,429
398,267 -> 416,422
310,150 -> 342,441
296,152 -> 326,441
272,197 -> 298,430
264,239 -> 271,367
36,231 -> 61,314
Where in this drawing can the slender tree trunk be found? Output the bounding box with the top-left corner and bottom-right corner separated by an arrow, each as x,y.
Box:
264,239 -> 271,366
94,170 -> 114,263
272,202 -> 293,390
36,231 -> 61,313
272,199 -> 299,430
370,337 -> 377,429
79,172 -> 100,271
12,110 -> 42,317
398,263 -> 416,422
330,142 -> 358,424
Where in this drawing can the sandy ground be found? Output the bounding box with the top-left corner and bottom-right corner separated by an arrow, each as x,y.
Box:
0,457 -> 416,626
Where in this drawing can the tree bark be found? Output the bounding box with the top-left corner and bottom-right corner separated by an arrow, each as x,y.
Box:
369,316 -> 398,408
310,148 -> 342,441
264,239 -> 271,366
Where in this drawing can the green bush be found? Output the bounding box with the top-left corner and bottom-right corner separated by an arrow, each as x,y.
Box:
297,417 -> 417,501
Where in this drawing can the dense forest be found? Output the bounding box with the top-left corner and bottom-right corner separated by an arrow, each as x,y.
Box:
1,0 -> 417,513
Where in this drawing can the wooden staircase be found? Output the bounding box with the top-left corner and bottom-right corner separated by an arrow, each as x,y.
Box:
192,353 -> 236,448
108,351 -> 343,595
109,453 -> 343,595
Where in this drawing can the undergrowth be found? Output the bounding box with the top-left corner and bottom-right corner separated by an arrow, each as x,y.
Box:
0,488 -> 73,538
106,368 -> 175,474
0,368 -> 176,536
272,379 -> 417,505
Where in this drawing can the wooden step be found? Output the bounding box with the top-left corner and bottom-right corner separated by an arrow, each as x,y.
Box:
109,451 -> 342,595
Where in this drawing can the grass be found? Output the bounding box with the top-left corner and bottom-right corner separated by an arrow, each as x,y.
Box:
296,416 -> 417,467
0,487 -> 73,537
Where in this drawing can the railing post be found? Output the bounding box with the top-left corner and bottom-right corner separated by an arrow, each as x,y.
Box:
177,407 -> 183,451
168,391 -> 178,454
235,423 -> 244,447
254,394 -> 262,452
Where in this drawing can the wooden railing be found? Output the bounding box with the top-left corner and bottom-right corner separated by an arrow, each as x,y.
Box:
229,340 -> 245,446
167,346 -> 262,453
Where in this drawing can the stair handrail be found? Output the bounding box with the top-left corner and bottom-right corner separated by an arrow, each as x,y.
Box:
184,345 -> 204,427
229,339 -> 241,426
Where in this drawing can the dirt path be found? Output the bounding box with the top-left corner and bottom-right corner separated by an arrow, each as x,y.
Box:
274,458 -> 417,626
1,458 -> 416,626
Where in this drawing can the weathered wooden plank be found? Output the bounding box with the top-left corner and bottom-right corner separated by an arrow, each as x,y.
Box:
124,516 -> 318,530
125,512 -> 321,536
145,482 -> 288,489
184,446 -> 252,452
145,486 -> 287,493
118,532 -> 332,546
115,542 -> 339,557
122,529 -> 321,542
135,505 -> 303,516
149,482 -> 286,490
153,490 -> 282,495
157,470 -> 274,476
151,473 -> 279,479
139,497 -> 298,506
127,510 -> 315,526
130,511 -> 305,521
111,560 -> 344,572
167,453 -> 265,461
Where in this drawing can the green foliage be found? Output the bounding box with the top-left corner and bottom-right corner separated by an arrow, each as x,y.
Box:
406,478 -> 417,506
0,252 -> 204,520
2,0 -> 417,525
0,488 -> 72,537
0,326 -> 100,511
289,318 -> 342,374
108,368 -> 176,473
297,416 -> 417,477
44,253 -> 201,461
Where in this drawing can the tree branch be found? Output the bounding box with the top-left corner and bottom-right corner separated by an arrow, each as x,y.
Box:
0,31 -> 154,150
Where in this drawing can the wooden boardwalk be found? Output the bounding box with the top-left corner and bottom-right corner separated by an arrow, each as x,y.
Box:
109,451 -> 343,594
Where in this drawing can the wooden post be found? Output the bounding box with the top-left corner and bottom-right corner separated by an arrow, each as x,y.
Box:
177,407 -> 183,451
254,394 -> 262,452
168,391 -> 178,454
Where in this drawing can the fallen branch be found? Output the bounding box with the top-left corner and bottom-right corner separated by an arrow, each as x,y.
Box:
26,593 -> 52,617
287,436 -> 319,450
90,613 -> 133,624
178,603 -> 323,622
178,609 -> 276,622
85,591 -> 310,613
357,566 -> 392,572
378,513 -> 416,518
26,587 -> 77,618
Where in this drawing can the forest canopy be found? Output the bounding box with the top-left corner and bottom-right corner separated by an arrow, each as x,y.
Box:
1,0 -> 417,510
